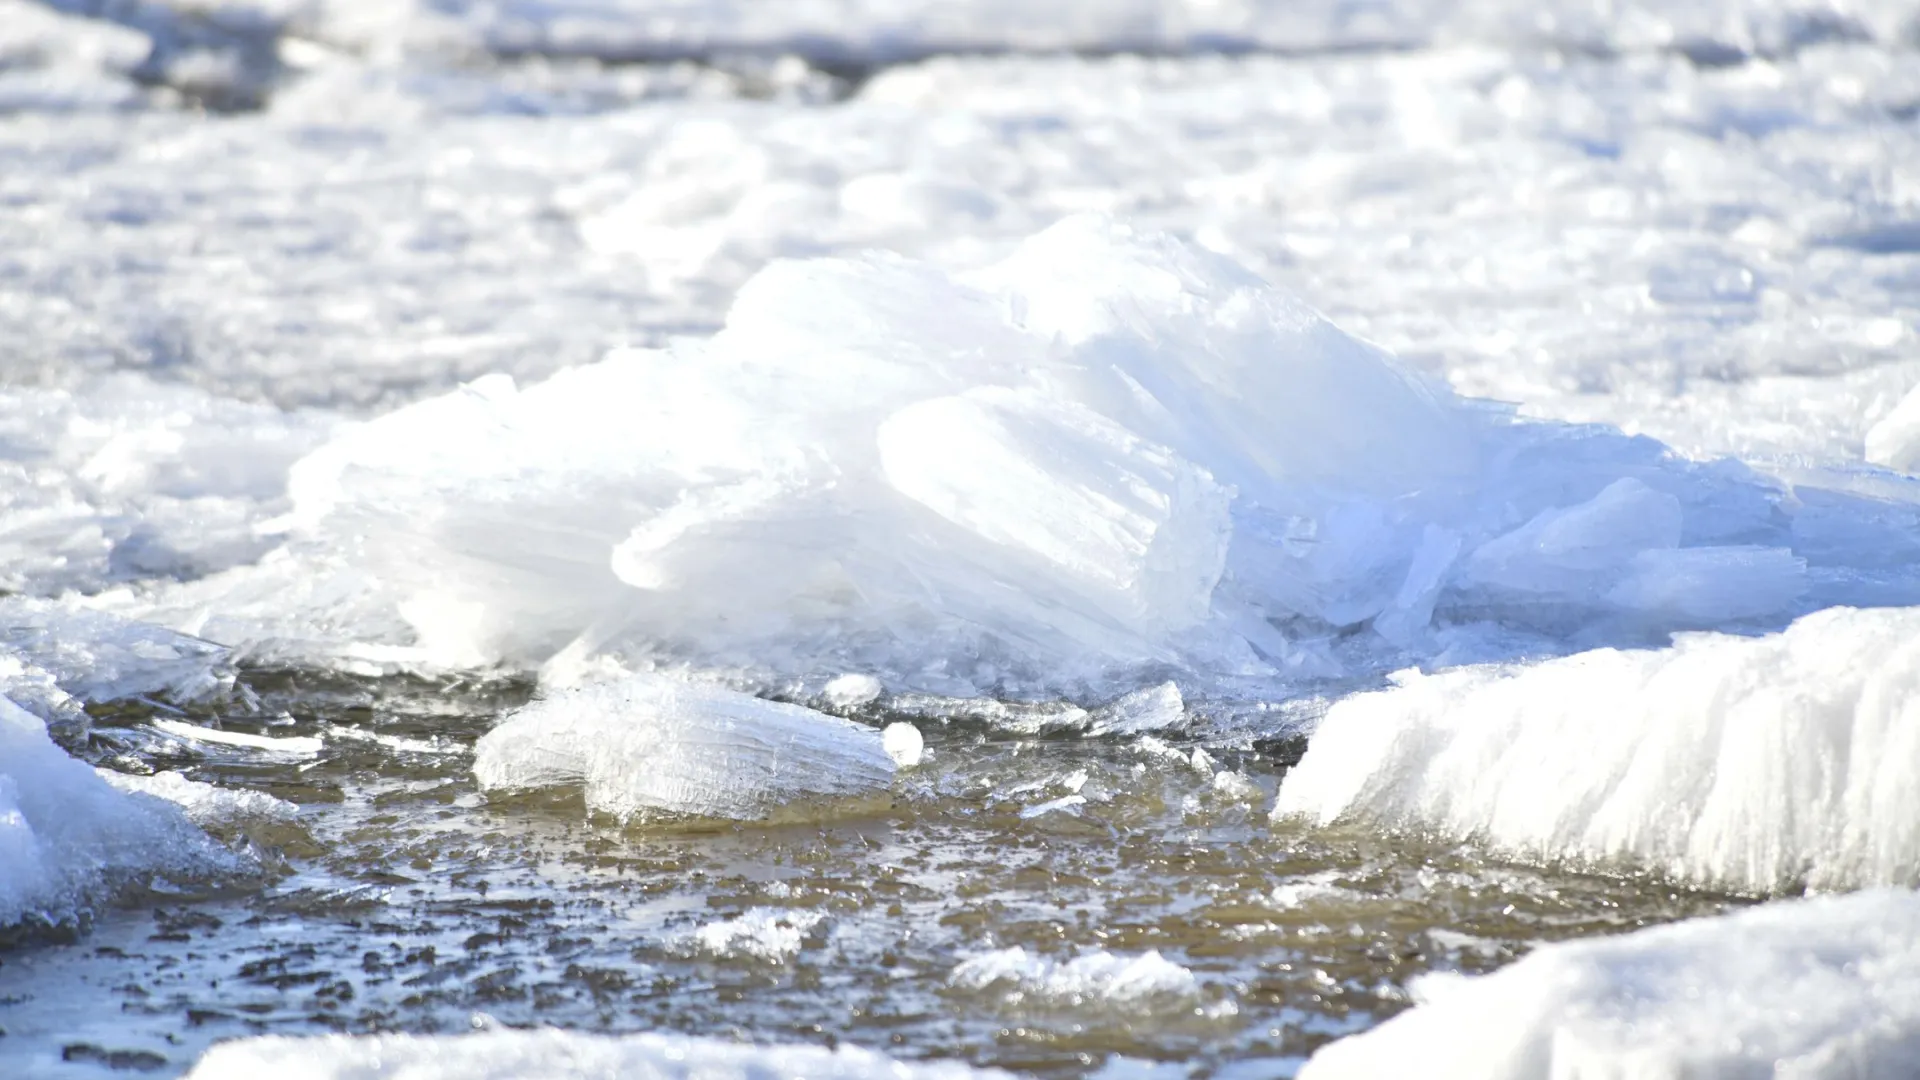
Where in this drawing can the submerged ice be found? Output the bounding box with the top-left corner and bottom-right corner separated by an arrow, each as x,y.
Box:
166,214 -> 1917,701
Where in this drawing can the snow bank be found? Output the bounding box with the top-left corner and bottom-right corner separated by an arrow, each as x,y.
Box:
1276,605 -> 1920,894
186,1028 -> 1006,1080
472,676 -> 896,821
1299,889 -> 1920,1080
213,215 -> 1917,699
0,695 -> 247,935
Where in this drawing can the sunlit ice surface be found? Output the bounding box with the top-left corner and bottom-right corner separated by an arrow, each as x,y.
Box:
3,0 -> 1920,1076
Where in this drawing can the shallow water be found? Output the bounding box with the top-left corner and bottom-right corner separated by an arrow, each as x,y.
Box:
1,671 -> 1742,1077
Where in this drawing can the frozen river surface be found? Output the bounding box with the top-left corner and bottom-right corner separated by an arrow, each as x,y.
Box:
3,1 -> 1920,1076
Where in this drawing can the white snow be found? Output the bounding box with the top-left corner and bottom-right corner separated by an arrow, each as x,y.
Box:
472,676 -> 897,821
0,695 -> 247,934
1299,889 -> 1920,1080
1276,605 -> 1920,893
184,1028 -> 1007,1080
949,946 -> 1202,1011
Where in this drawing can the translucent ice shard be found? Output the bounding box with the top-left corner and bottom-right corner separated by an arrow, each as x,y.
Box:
1276,605 -> 1920,893
472,676 -> 896,822
1299,890 -> 1920,1080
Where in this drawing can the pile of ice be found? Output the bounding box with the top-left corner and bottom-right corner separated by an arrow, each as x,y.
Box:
1299,889 -> 1920,1079
170,214 -> 1920,701
472,676 -> 899,821
1276,604 -> 1920,894
185,1028 -> 1006,1080
0,695 -> 250,935
949,946 -> 1204,1012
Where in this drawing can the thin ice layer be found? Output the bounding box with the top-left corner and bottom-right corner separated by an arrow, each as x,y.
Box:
175,216 -> 1917,699
185,1028 -> 1007,1080
1299,889 -> 1920,1080
0,695 -> 247,934
472,676 -> 896,821
1276,605 -> 1920,893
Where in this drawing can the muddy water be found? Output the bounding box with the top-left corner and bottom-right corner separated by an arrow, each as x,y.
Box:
0,672 -> 1741,1078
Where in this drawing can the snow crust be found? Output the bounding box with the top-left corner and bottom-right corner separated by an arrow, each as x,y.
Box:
472,676 -> 897,821
0,695 -> 246,934
1299,889 -> 1920,1080
185,1029 -> 1007,1080
1276,605 -> 1920,893
158,216 -> 1920,699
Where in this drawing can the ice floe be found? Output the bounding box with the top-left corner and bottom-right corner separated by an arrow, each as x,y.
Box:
1276,604 -> 1920,893
472,675 -> 897,821
184,1028 -> 1007,1079
1299,889 -> 1920,1080
0,695 -> 249,935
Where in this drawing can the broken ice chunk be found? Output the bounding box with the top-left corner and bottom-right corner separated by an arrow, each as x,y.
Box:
472,676 -> 896,822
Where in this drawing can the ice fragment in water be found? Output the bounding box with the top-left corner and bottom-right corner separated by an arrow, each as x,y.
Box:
1276,605 -> 1920,893
949,946 -> 1201,1011
1299,890 -> 1920,1080
686,907 -> 825,963
0,695 -> 247,934
472,676 -> 896,822
882,722 -> 924,767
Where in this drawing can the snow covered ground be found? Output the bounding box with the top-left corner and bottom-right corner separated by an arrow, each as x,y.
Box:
3,0 -> 1920,1075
